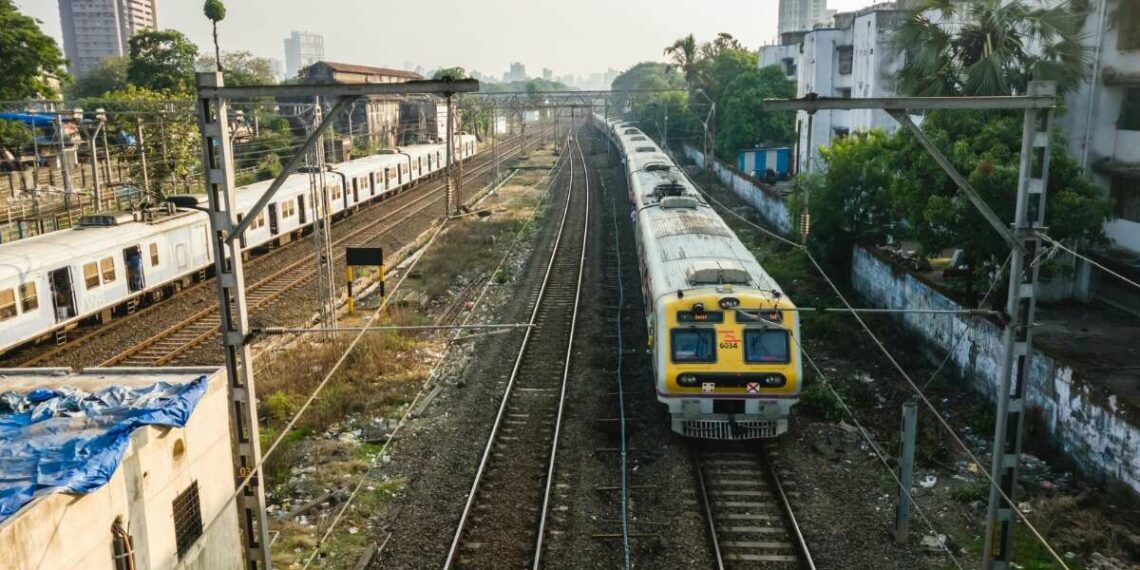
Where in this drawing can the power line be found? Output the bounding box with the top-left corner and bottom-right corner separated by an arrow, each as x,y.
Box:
1037,232 -> 1140,294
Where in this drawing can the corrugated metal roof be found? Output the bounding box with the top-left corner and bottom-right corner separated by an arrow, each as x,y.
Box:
305,61 -> 423,80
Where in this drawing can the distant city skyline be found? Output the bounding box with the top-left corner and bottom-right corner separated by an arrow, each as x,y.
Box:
20,0 -> 884,80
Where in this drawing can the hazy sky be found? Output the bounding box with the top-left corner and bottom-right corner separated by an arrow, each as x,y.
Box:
20,0 -> 882,78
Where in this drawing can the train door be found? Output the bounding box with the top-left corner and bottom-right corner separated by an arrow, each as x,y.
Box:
268,204 -> 279,235
297,195 -> 307,225
48,268 -> 76,322
123,245 -> 145,293
352,179 -> 360,203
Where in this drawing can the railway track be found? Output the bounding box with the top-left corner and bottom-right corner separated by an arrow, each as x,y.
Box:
99,137 -> 540,367
443,131 -> 590,570
694,445 -> 815,570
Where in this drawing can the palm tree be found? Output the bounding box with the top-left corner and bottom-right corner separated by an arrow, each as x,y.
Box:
203,0 -> 226,72
892,0 -> 1085,96
664,34 -> 701,86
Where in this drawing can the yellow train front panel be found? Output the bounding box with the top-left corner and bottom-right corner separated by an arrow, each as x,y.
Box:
653,288 -> 802,439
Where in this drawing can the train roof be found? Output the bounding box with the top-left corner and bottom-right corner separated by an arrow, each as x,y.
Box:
0,211 -> 206,279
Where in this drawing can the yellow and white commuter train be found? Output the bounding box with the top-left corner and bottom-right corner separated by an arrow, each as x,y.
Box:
595,116 -> 801,439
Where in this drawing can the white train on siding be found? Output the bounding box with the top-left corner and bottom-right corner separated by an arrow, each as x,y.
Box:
0,136 -> 477,355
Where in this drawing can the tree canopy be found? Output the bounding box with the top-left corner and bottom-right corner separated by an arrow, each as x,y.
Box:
0,0 -> 68,99
893,0 -> 1086,96
716,66 -> 796,158
808,112 -> 1110,291
66,56 -> 131,98
197,51 -> 276,86
127,30 -> 199,93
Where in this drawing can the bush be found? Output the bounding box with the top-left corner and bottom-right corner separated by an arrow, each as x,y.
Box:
263,390 -> 296,422
797,380 -> 844,421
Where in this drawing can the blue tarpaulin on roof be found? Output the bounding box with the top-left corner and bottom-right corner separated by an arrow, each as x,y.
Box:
0,377 -> 207,523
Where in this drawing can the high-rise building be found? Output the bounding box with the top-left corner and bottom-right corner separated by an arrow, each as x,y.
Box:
504,62 -> 527,83
284,31 -> 325,78
777,0 -> 830,36
58,0 -> 158,76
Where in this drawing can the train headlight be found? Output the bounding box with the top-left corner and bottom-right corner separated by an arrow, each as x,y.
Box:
677,374 -> 699,387
761,374 -> 786,387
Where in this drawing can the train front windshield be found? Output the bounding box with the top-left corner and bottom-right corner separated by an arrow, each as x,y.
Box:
671,329 -> 716,363
743,329 -> 790,363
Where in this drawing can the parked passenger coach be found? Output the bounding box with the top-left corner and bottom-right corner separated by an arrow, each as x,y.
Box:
596,117 -> 801,439
0,137 -> 477,355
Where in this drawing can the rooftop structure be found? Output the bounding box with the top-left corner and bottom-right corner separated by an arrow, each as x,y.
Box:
0,367 -> 240,570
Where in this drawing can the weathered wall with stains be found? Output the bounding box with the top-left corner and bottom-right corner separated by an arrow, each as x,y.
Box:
683,145 -> 793,235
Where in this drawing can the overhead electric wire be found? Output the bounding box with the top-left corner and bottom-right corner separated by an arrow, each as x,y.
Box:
1037,231 -> 1140,294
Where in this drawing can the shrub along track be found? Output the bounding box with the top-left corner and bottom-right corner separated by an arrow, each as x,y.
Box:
9,134 -> 537,369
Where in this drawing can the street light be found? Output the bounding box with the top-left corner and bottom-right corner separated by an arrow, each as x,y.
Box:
693,88 -> 716,194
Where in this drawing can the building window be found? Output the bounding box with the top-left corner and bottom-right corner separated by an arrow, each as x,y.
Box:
19,282 -> 38,313
782,57 -> 797,77
172,481 -> 203,559
1111,176 -> 1140,223
837,45 -> 854,75
1120,88 -> 1140,131
837,88 -> 852,99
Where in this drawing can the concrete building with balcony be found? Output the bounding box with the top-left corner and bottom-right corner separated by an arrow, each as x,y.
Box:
0,367 -> 241,570
58,0 -> 159,76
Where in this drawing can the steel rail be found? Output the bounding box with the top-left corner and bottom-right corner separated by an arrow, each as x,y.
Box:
765,448 -> 816,570
98,135 -> 537,367
531,131 -> 591,570
442,130 -> 586,570
11,135 -> 531,367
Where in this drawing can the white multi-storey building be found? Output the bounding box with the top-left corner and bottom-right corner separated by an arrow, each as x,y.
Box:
57,0 -> 158,76
284,31 -> 325,79
760,4 -> 907,172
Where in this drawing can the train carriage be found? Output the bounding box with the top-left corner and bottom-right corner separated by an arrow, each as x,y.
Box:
597,115 -> 802,439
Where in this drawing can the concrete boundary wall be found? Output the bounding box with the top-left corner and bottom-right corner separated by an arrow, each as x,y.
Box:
682,145 -> 793,235
683,143 -> 1140,494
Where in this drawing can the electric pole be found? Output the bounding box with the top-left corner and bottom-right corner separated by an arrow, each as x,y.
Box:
445,94 -> 454,216
982,81 -> 1057,570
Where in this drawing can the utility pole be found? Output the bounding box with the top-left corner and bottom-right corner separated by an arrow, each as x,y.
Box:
79,109 -> 106,208
193,71 -> 272,570
895,401 -> 917,543
982,81 -> 1057,570
135,118 -> 150,196
56,114 -> 73,210
445,94 -> 454,216
308,97 -> 337,337
492,103 -> 500,184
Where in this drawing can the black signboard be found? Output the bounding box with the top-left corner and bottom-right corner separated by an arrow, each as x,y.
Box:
346,246 -> 383,267
736,309 -> 783,324
676,310 -> 725,323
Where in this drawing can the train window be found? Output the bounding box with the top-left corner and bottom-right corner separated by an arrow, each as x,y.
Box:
19,282 -> 38,313
282,200 -> 295,218
0,288 -> 15,320
744,330 -> 790,364
671,329 -> 716,363
101,257 -> 116,284
149,243 -> 160,266
84,262 -> 100,289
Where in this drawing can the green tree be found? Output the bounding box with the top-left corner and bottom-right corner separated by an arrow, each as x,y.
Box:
892,0 -> 1086,96
127,30 -> 199,93
0,0 -> 68,99
716,65 -> 796,158
664,34 -> 701,85
812,112 -> 1111,294
0,119 -> 34,167
66,56 -> 130,98
432,67 -> 467,80
197,51 -> 275,86
203,0 -> 226,72
99,86 -> 199,199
